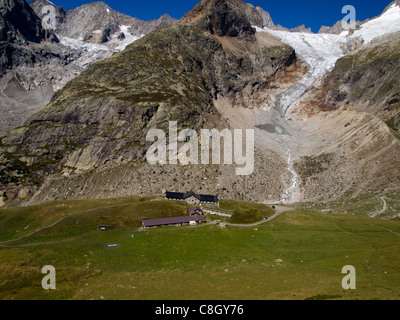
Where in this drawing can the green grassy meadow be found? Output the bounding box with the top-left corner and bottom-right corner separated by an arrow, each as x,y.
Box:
219,200 -> 275,223
295,189 -> 400,219
0,196 -> 399,300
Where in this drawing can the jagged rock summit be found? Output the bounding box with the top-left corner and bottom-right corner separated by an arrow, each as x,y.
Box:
181,0 -> 315,35
181,0 -> 256,39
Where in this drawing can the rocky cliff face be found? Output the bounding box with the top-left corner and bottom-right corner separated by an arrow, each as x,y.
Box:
181,0 -> 256,39
0,41 -> 105,134
0,1 -> 104,135
0,0 -> 57,43
0,0 -> 59,73
29,0 -> 66,28
0,0 -> 303,205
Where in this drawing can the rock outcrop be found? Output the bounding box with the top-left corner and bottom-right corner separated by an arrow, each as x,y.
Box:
318,19 -> 366,35
181,0 -> 256,39
289,25 -> 312,33
0,0 -> 57,43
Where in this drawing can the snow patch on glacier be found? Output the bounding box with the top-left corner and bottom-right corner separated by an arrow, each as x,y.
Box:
352,4 -> 400,44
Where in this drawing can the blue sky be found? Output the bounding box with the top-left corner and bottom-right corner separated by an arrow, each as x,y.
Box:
44,0 -> 394,33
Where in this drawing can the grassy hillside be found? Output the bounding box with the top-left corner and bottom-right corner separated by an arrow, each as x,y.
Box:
296,189 -> 400,219
0,196 -> 400,300
219,199 -> 275,224
0,196 -> 188,243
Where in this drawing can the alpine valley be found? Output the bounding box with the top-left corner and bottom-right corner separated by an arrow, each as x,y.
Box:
0,0 -> 400,301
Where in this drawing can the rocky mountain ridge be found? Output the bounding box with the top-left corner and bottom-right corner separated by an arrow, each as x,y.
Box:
0,0 -> 176,135
30,0 -> 177,47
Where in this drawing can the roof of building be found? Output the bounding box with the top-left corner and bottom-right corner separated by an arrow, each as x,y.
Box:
189,207 -> 202,215
142,215 -> 206,228
166,191 -> 218,203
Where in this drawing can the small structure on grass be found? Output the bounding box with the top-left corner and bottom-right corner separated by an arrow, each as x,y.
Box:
103,244 -> 120,249
97,225 -> 116,231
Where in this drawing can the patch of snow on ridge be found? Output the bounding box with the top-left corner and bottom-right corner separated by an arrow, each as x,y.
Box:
57,35 -> 112,69
112,25 -> 144,51
352,4 -> 400,44
58,27 -> 143,55
57,35 -> 110,53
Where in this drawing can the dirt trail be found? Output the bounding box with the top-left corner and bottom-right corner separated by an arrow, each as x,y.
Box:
224,205 -> 294,228
369,197 -> 388,218
368,224 -> 400,237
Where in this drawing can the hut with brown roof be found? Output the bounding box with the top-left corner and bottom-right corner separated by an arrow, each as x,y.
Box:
189,207 -> 203,216
142,215 -> 206,228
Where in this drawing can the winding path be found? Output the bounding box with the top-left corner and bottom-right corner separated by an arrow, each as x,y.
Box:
369,197 -> 388,218
221,206 -> 294,228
